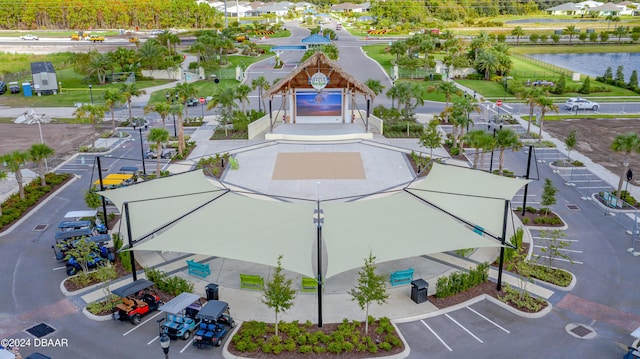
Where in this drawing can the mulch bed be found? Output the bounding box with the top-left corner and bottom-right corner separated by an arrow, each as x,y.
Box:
513,210 -> 565,227
63,258 -> 135,292
228,321 -> 404,359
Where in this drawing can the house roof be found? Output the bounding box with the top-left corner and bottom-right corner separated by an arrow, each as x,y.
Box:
546,2 -> 581,11
30,62 -> 55,73
263,52 -> 376,99
301,33 -> 332,44
590,2 -> 622,10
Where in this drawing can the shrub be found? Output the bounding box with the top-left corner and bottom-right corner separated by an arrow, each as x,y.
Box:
143,267 -> 194,295
436,262 -> 489,298
533,216 -> 563,225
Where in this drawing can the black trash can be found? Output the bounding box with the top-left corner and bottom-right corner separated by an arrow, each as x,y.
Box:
410,279 -> 428,304
205,283 -> 219,301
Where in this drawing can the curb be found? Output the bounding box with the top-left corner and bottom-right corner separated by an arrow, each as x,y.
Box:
222,322 -> 244,359
534,268 -> 576,292
0,174 -> 78,237
60,274 -> 107,297
82,307 -> 113,322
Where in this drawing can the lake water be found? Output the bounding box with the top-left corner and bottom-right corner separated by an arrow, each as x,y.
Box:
527,53 -> 640,80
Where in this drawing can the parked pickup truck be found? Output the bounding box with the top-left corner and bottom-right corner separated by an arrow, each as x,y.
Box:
20,34 -> 39,40
89,35 -> 105,42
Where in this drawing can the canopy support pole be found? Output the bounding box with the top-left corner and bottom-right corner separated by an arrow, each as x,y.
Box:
97,156 -> 109,231
124,201 -> 138,281
316,199 -> 323,328
366,98 -> 370,132
521,145 -> 533,216
269,99 -> 273,132
496,199 -> 509,291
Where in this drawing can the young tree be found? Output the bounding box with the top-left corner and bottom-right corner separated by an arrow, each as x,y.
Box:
2,150 -> 30,199
74,104 -> 107,150
528,33 -> 539,44
589,32 -> 598,43
144,102 -> 172,130
349,251 -> 388,334
565,130 -> 577,164
261,255 -> 296,337
511,26 -> 524,45
553,74 -> 566,95
613,25 -> 628,43
207,87 -> 238,137
579,77 -> 591,94
628,70 -> 639,90
615,65 -> 625,85
235,84 -> 252,113
147,128 -> 170,177
419,119 -> 442,159
611,132 -> 640,195
600,32 -> 609,43
29,143 -> 55,186
551,34 -> 560,43
537,229 -> 573,272
563,25 -> 579,44
364,79 -> 385,108
64,237 -> 99,274
541,178 -> 558,216
85,187 -> 102,209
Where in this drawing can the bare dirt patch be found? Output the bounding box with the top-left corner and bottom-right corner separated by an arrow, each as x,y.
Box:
0,123 -> 95,164
543,118 -> 640,186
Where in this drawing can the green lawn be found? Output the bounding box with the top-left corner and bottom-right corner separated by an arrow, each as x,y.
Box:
511,44 -> 640,55
544,114 -> 640,121
361,44 -> 394,76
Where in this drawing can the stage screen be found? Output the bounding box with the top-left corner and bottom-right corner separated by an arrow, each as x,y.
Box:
296,91 -> 342,116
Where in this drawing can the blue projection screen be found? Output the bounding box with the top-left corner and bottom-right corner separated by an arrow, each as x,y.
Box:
296,91 -> 342,116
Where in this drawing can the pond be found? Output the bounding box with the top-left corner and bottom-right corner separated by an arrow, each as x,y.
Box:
527,52 -> 640,80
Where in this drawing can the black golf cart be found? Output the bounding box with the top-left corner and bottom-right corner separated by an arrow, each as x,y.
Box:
193,300 -> 235,349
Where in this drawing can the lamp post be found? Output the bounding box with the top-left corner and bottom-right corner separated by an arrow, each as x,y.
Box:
488,117 -> 503,173
133,124 -> 147,177
159,333 -> 170,359
88,84 -> 93,105
503,77 -> 508,101
171,94 -> 177,137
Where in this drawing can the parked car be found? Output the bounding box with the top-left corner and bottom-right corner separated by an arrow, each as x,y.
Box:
564,98 -> 599,111
20,34 -> 39,40
52,228 -> 110,260
88,35 -> 104,42
112,280 -> 163,325
159,292 -> 204,340
8,82 -> 20,94
145,147 -> 176,159
0,81 -> 6,95
193,300 -> 235,349
186,98 -> 199,107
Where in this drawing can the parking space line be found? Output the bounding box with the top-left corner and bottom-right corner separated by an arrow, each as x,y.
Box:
123,311 -> 163,336
420,320 -> 452,351
533,245 -> 583,254
533,236 -> 578,242
445,314 -> 483,343
466,307 -> 510,334
52,266 -> 66,271
147,335 -> 159,345
536,255 -> 583,264
180,337 -> 196,353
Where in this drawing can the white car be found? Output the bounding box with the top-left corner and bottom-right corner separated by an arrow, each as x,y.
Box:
564,98 -> 599,111
20,34 -> 39,40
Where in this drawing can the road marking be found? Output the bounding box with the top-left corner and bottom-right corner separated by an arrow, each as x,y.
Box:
466,307 -> 510,333
535,255 -> 583,264
52,266 -> 66,271
123,311 -> 163,336
533,236 -> 578,242
147,335 -> 158,345
533,245 -> 583,253
180,337 -> 196,353
445,313 -> 483,343
577,186 -> 611,189
421,320 -> 452,351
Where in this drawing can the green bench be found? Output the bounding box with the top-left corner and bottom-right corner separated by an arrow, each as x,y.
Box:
390,268 -> 414,286
240,273 -> 264,290
186,259 -> 210,278
301,277 -> 318,292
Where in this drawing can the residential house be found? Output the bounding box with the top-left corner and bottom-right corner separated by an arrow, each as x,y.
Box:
546,2 -> 582,15
588,2 -> 622,16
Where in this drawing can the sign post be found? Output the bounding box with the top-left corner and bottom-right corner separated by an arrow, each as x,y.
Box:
496,99 -> 502,117
199,97 -> 205,118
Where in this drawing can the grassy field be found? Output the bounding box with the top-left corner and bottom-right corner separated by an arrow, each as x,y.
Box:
544,113 -> 640,120
361,44 -> 394,76
511,44 -> 640,55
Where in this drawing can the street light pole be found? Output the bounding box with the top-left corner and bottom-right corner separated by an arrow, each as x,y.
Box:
160,333 -> 170,359
88,84 -> 93,105
172,94 -> 178,137
133,126 -> 147,176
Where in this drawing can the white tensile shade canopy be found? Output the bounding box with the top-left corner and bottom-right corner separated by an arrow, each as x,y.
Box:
99,164 -> 528,279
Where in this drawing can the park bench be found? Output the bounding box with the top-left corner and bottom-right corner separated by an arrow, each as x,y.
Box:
390,268 -> 414,286
186,259 -> 211,278
240,274 -> 264,290
301,277 -> 318,292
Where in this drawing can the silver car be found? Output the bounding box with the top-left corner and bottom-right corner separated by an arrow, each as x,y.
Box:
564,98 -> 599,111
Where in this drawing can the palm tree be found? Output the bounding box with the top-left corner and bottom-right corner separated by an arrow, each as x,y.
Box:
147,128 -> 170,177
389,40 -> 407,63
364,79 -> 385,108
511,26 -> 525,45
74,104 -> 107,149
606,15 -> 620,31
235,84 -> 252,113
495,128 -> 520,173
87,52 -> 112,85
251,76 -> 270,112
2,151 -> 30,199
386,85 -> 400,109
169,103 -> 185,152
207,86 -> 238,137
476,50 -> 499,80
394,82 -> 423,120
613,26 -> 628,43
611,132 -> 640,195
29,143 -> 54,186
174,82 -> 198,122
464,130 -> 486,169
563,25 -> 580,44
536,96 -> 559,142
119,83 -> 146,123
137,39 -> 166,70
144,102 -> 172,130
470,31 -> 492,60
435,81 -> 462,109
453,97 -> 480,147
518,86 -> 544,136
103,88 -> 124,132
479,131 -> 495,171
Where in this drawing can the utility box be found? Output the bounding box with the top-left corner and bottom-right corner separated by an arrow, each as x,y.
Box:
410,279 -> 428,304
205,283 -> 219,301
572,72 -> 581,81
